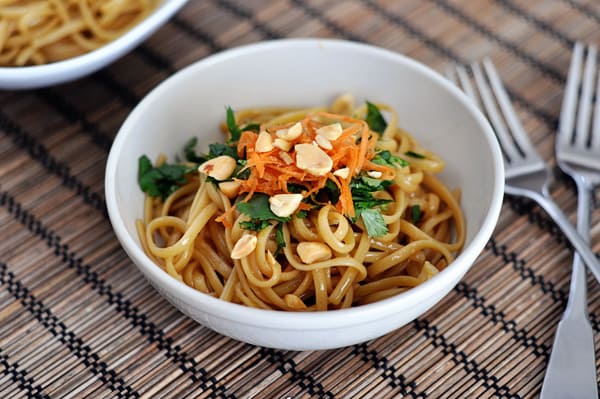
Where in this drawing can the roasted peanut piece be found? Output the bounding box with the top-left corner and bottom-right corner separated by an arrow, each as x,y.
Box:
333,167 -> 350,179
316,123 -> 343,140
269,193 -> 303,218
314,134 -> 333,150
273,138 -> 292,152
276,122 -> 303,141
218,180 -> 241,199
255,131 -> 274,153
231,234 -> 257,259
198,155 -> 237,181
296,242 -> 332,263
295,143 -> 333,176
279,152 -> 294,165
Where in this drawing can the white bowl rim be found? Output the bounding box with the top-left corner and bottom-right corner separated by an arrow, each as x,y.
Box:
0,0 -> 188,86
106,38 -> 505,330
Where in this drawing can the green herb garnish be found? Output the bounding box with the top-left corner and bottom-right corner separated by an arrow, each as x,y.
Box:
295,210 -> 308,219
411,204 -> 422,224
349,175 -> 392,237
405,151 -> 426,159
138,155 -> 195,199
372,150 -> 409,168
240,123 -> 261,133
183,137 -> 205,163
365,101 -> 387,134
359,208 -> 389,238
239,219 -> 271,231
237,193 -> 290,232
275,223 -> 286,255
314,179 -> 341,204
226,106 -> 242,143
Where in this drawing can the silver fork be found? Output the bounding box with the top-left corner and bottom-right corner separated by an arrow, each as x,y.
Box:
446,59 -> 600,286
540,41 -> 599,399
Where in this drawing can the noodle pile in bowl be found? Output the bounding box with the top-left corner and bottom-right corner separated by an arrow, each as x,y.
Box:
0,0 -> 159,66
136,95 -> 465,311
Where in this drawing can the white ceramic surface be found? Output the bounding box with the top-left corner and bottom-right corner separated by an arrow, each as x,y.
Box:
0,0 -> 188,90
105,39 -> 504,351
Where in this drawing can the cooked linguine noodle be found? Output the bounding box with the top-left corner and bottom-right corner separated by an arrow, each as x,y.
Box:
0,0 -> 159,66
136,95 -> 466,311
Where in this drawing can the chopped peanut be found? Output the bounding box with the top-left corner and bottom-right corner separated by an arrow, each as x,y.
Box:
273,138 -> 292,152
198,155 -> 236,181
314,134 -> 333,150
218,181 -> 241,199
269,193 -> 303,218
255,131 -> 274,153
333,167 -> 350,179
297,242 -> 332,263
231,234 -> 257,259
295,143 -> 333,176
316,123 -> 343,140
276,122 -> 303,141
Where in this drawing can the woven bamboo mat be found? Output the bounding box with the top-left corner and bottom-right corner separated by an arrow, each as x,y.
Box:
1,0 -> 600,398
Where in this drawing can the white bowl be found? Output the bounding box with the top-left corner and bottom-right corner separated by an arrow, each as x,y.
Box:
106,39 -> 504,351
0,0 -> 188,90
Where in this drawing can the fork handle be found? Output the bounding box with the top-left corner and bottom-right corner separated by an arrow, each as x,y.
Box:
539,182 -> 597,399
532,192 -> 600,285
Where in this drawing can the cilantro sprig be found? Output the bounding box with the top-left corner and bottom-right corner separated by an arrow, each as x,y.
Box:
350,175 -> 393,237
138,155 -> 196,199
237,193 -> 290,228
236,193 -> 290,253
372,150 -> 409,168
365,101 -> 388,134
226,106 -> 260,143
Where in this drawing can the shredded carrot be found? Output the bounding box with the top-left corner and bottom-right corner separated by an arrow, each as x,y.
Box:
234,112 -> 394,217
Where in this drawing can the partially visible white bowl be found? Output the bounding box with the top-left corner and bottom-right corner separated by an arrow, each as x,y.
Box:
106,39 -> 504,351
0,0 -> 188,90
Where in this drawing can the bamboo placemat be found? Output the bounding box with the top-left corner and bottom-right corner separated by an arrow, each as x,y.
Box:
1,0 -> 600,398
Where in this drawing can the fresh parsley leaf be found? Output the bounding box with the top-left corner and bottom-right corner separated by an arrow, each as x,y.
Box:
239,219 -> 271,231
240,123 -> 261,133
138,155 -> 195,199
350,175 -> 392,194
236,193 -> 290,223
405,151 -> 426,159
411,204 -> 422,224
315,179 -> 341,204
349,174 -> 393,237
365,101 -> 388,134
275,223 -> 286,255
372,150 -> 409,167
138,155 -> 153,180
183,137 -> 207,163
287,183 -> 307,194
235,161 -> 251,180
360,208 -> 388,237
352,195 -> 393,212
208,143 -> 238,159
226,106 -> 242,143
295,209 -> 308,219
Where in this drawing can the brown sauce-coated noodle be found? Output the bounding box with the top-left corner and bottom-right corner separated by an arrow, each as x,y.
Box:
0,0 -> 159,66
137,96 -> 466,311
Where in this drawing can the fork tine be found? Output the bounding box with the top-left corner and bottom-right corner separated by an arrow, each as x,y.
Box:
455,65 -> 482,109
575,44 -> 597,149
446,64 -> 480,109
481,58 -> 540,160
559,41 -> 584,149
471,61 -> 522,163
591,52 -> 600,150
